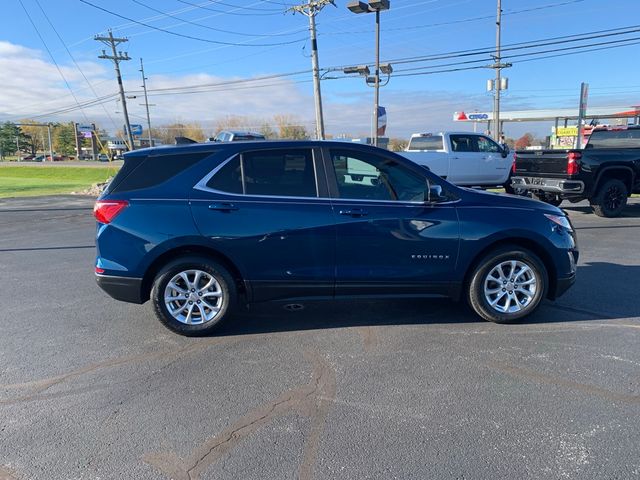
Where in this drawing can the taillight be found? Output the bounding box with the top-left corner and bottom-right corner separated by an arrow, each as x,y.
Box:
94,200 -> 129,224
567,151 -> 581,175
511,152 -> 517,173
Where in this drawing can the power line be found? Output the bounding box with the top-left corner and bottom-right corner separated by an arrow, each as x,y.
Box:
323,0 -> 588,37
175,0 -> 288,16
32,0 -> 123,149
391,35 -> 640,75
79,0 -> 306,46
17,0 -> 93,125
131,0 -> 306,37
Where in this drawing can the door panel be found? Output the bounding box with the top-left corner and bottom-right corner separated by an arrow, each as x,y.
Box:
325,148 -> 460,296
190,148 -> 335,302
332,201 -> 460,294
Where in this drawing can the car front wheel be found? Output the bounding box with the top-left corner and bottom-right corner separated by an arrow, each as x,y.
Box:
467,247 -> 547,323
151,256 -> 236,336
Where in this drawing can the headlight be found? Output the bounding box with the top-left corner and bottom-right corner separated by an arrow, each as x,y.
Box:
544,214 -> 573,231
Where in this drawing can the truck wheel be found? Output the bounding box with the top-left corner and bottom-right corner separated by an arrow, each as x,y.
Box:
590,178 -> 628,218
532,192 -> 562,207
151,256 -> 237,336
467,247 -> 547,324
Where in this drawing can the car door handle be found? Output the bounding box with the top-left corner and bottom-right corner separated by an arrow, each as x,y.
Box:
339,209 -> 368,217
208,203 -> 238,212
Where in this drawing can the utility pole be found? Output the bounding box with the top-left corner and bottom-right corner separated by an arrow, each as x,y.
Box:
96,31 -> 135,151
490,0 -> 511,141
47,123 -> 54,162
290,0 -> 335,140
139,58 -> 154,147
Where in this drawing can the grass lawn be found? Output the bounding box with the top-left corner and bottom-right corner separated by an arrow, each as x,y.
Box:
0,166 -> 119,198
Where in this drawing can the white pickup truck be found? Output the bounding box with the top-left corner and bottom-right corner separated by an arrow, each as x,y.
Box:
399,132 -> 514,189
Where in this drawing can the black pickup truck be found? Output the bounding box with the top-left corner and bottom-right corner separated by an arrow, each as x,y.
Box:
511,126 -> 640,217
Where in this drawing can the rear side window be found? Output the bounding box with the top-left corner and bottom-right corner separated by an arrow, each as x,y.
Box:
107,152 -> 209,194
204,149 -> 318,198
408,135 -> 443,151
450,135 -> 478,153
206,156 -> 243,194
586,129 -> 640,149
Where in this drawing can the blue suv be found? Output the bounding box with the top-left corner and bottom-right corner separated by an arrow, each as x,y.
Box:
94,141 -> 578,336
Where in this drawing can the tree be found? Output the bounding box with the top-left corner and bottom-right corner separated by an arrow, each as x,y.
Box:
53,123 -> 76,156
274,115 -> 309,140
18,119 -> 46,155
0,122 -> 21,159
388,138 -> 408,152
151,122 -> 206,144
213,115 -> 248,135
515,133 -> 534,150
259,122 -> 277,139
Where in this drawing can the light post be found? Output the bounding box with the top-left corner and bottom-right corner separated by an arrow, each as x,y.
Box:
347,0 -> 390,147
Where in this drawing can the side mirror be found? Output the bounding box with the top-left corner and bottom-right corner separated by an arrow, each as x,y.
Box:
428,183 -> 445,203
501,145 -> 510,158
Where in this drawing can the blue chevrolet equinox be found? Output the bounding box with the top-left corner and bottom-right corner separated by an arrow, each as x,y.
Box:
94,141 -> 578,336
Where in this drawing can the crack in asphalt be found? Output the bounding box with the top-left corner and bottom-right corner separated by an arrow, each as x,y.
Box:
0,337 -> 242,405
143,350 -> 336,480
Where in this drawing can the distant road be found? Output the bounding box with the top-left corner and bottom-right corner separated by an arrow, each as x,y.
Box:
0,160 -> 123,168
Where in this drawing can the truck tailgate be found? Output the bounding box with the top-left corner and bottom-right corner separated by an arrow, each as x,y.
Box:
515,150 -> 568,176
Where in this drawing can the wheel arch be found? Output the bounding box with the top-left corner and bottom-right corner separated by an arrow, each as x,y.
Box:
593,166 -> 634,196
462,237 -> 558,300
140,245 -> 248,303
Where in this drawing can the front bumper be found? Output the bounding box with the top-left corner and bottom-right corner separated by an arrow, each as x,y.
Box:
96,274 -> 144,304
554,272 -> 576,299
512,176 -> 584,195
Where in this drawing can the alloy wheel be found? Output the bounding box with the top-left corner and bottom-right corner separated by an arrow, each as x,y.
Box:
483,260 -> 538,314
164,269 -> 224,325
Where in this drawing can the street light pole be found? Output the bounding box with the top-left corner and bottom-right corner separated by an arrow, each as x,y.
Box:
493,0 -> 502,141
347,1 -> 390,147
373,9 -> 380,147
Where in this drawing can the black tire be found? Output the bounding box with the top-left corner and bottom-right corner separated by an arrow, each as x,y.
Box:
151,256 -> 237,336
467,247 -> 547,324
590,178 -> 628,218
532,192 -> 563,207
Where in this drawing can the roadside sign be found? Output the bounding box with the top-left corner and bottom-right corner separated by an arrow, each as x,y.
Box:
77,124 -> 94,132
130,124 -> 143,136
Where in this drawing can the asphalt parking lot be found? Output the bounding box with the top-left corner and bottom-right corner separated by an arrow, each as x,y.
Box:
1,195 -> 639,480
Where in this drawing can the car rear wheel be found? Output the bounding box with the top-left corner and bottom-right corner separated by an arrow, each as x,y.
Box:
590,178 -> 628,218
467,247 -> 547,323
151,256 -> 236,336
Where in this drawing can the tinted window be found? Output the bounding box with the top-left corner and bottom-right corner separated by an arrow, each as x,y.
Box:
477,136 -> 501,153
450,135 -> 479,152
586,129 -> 640,149
243,149 -> 317,197
108,152 -> 209,194
206,156 -> 243,194
408,135 -> 443,151
330,150 -> 427,202
233,134 -> 265,141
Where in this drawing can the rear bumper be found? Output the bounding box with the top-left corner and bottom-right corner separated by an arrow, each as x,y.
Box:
96,274 -> 144,304
512,176 -> 584,195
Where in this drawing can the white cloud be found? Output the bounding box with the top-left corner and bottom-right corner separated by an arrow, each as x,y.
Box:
0,40 -> 584,140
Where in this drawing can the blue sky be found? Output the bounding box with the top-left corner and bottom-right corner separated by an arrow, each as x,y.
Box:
1,0 -> 639,139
